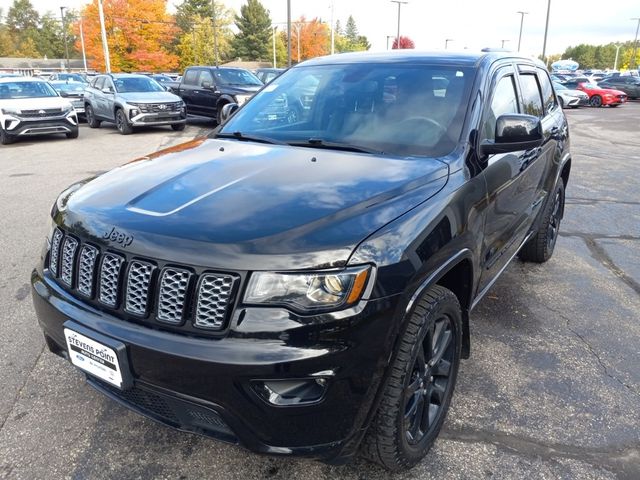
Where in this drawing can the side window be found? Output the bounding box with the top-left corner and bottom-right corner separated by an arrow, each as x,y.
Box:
93,76 -> 105,90
537,69 -> 557,114
198,70 -> 214,87
519,73 -> 544,118
484,74 -> 519,140
183,69 -> 199,86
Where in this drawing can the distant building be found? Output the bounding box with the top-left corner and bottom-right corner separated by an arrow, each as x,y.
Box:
0,57 -> 90,76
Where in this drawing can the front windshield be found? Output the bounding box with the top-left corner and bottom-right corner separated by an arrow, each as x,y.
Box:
220,63 -> 473,157
0,81 -> 58,99
59,73 -> 87,83
52,82 -> 86,93
214,69 -> 262,86
114,77 -> 164,93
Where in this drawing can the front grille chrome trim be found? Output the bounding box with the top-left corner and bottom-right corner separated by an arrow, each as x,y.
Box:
60,236 -> 79,287
77,244 -> 99,298
194,273 -> 236,330
156,267 -> 191,325
98,253 -> 125,308
125,260 -> 155,316
49,228 -> 64,276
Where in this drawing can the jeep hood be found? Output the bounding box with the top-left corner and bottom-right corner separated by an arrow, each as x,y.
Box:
60,138 -> 448,270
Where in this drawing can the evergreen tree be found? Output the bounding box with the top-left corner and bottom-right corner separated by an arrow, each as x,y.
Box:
36,13 -> 65,58
334,16 -> 369,53
6,0 -> 39,33
334,19 -> 342,36
345,15 -> 358,43
175,0 -> 213,32
231,0 -> 272,61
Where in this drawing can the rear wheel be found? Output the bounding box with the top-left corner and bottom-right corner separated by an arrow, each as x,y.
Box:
115,108 -> 133,135
519,180 -> 565,263
0,127 -> 15,145
216,103 -> 227,125
85,104 -> 101,128
361,285 -> 462,471
589,95 -> 602,107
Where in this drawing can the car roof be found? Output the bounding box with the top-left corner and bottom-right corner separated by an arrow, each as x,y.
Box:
0,76 -> 46,83
298,50 -> 545,69
108,73 -> 151,78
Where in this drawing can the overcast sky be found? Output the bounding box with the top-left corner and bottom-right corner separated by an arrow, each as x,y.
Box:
4,0 -> 640,56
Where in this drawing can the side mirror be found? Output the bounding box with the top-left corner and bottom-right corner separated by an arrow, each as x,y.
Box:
164,85 -> 172,92
201,81 -> 213,89
59,91 -> 69,97
219,103 -> 239,124
101,87 -> 113,94
480,114 -> 543,155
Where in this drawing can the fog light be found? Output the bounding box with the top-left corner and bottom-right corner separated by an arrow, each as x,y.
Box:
130,109 -> 139,119
252,378 -> 328,406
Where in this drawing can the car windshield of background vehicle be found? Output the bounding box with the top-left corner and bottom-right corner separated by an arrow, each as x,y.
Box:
52,82 -> 86,93
213,69 -> 263,86
219,64 -> 474,157
0,81 -> 58,99
113,77 -> 165,93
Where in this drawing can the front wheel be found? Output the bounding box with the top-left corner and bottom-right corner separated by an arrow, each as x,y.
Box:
171,123 -> 186,131
589,95 -> 602,107
115,108 -> 133,135
0,127 -> 15,145
361,285 -> 462,471
85,104 -> 101,128
519,180 -> 565,263
66,128 -> 79,139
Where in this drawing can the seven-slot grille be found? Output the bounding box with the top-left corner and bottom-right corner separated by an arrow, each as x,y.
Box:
47,228 -> 236,333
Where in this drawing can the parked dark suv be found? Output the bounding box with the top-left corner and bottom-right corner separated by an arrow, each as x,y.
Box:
32,51 -> 571,471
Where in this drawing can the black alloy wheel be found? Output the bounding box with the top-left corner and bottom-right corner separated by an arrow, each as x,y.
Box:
546,188 -> 562,252
116,109 -> 132,135
590,95 -> 602,107
403,314 -> 456,445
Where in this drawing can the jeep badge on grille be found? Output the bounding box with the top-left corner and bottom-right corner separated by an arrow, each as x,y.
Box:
103,227 -> 134,248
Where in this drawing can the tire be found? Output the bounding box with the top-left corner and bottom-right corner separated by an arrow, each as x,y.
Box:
85,104 -> 101,128
216,103 -> 227,125
66,128 -> 79,139
115,108 -> 133,135
0,127 -> 15,145
518,180 -> 565,263
589,95 -> 602,107
361,285 -> 462,472
171,123 -> 186,131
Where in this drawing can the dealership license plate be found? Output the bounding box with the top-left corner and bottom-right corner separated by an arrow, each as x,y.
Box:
64,328 -> 124,388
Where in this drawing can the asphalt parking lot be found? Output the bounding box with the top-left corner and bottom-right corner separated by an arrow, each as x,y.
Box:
0,107 -> 639,479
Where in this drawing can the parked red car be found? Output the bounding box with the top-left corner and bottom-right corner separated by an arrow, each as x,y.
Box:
576,82 -> 627,107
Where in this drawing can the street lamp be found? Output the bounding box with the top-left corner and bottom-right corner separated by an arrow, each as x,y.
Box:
501,39 -> 509,48
614,43 -> 622,71
390,1 -> 408,49
386,35 -> 395,50
516,11 -> 528,52
445,38 -> 453,49
60,6 -> 70,72
631,17 -> 640,70
97,0 -> 111,73
542,0 -> 551,62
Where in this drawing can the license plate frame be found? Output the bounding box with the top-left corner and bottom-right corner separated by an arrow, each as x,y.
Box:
63,321 -> 133,390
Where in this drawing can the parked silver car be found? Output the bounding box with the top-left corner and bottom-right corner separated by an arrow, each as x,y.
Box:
83,73 -> 186,134
553,82 -> 588,108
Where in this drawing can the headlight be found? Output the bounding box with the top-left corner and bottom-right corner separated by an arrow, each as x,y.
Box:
1,107 -> 21,115
235,94 -> 252,106
244,265 -> 372,312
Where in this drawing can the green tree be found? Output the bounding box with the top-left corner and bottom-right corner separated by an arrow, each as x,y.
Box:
345,15 -> 357,43
176,13 -> 234,69
14,36 -> 39,57
267,29 -> 287,67
35,13 -> 65,58
334,15 -> 369,53
231,0 -> 272,61
175,0 -> 213,32
334,19 -> 342,36
6,0 -> 39,32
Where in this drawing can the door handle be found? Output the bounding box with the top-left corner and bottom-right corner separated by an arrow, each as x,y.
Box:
194,90 -> 200,94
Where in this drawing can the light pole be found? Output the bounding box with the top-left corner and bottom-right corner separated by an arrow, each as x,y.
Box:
445,38 -> 453,49
631,17 -> 640,70
211,0 -> 219,66
272,26 -> 278,67
386,35 -> 395,50
60,6 -> 70,71
542,0 -> 551,62
516,11 -> 528,52
97,0 -> 111,73
287,0 -> 291,67
79,18 -> 87,72
390,1 -> 408,49
614,43 -> 622,71
501,39 -> 509,48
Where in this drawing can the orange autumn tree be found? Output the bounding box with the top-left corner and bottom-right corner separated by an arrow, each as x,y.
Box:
293,17 -> 329,62
74,0 -> 179,72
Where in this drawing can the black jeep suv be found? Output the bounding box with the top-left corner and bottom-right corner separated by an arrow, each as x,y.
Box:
32,51 -> 570,471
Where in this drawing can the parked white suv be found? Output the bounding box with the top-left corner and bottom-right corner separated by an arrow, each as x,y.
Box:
0,77 -> 79,145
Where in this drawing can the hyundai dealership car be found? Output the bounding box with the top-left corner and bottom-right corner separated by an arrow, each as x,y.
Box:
0,76 -> 78,145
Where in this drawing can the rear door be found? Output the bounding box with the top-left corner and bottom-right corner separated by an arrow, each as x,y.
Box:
90,76 -> 106,118
477,64 -> 541,294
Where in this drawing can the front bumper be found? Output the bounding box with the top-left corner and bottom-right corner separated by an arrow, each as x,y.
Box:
3,113 -> 78,136
129,109 -> 186,127
32,268 -> 400,461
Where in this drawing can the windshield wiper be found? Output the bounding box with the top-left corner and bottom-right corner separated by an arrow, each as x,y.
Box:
215,131 -> 287,145
288,138 -> 384,155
